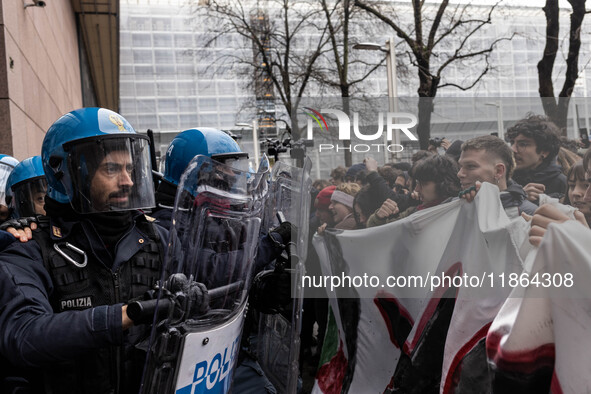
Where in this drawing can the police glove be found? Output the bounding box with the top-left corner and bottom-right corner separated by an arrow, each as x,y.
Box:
165,273 -> 210,317
250,269 -> 291,314
0,217 -> 38,231
269,221 -> 296,246
127,273 -> 209,325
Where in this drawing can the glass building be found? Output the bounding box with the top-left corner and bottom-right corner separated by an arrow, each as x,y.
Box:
120,0 -> 591,177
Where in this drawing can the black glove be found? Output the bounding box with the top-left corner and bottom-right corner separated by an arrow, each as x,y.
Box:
0,217 -> 37,231
250,269 -> 291,314
165,273 -> 210,316
127,273 -> 209,325
270,221 -> 296,246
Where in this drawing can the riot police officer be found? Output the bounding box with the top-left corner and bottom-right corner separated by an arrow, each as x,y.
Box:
0,154 -> 19,222
154,127 -> 291,272
5,155 -> 47,218
0,108 -> 173,394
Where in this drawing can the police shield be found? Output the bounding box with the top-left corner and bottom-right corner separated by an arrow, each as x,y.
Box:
138,154 -> 270,394
257,157 -> 312,393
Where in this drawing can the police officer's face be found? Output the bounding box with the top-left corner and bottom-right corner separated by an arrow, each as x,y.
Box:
90,150 -> 134,210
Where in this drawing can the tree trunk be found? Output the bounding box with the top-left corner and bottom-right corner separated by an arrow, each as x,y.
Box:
538,0 -> 560,126
416,61 -> 438,150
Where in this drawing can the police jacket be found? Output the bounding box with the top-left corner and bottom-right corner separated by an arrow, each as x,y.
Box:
0,212 -> 167,394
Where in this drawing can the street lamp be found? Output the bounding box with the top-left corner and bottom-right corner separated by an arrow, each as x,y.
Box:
353,38 -> 399,162
485,101 -> 504,141
236,120 -> 260,170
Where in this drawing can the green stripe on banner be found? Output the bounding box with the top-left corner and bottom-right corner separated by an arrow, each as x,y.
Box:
318,306 -> 339,368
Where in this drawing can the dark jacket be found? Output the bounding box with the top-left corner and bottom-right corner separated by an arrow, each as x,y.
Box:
0,213 -> 167,394
512,160 -> 567,201
501,181 -> 538,218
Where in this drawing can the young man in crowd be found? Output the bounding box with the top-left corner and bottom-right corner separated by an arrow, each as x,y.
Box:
507,114 -> 566,203
457,135 -> 537,217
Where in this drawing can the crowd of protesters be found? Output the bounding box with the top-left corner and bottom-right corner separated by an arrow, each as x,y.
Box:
301,112 -> 591,391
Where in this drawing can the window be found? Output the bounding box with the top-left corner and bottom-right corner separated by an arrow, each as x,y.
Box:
132,34 -> 152,48
154,50 -> 174,65
178,98 -> 197,112
133,50 -> 152,64
198,97 -> 218,111
137,99 -> 157,113
177,81 -> 196,96
135,82 -> 156,96
157,82 -> 176,96
179,114 -> 199,127
159,115 -> 179,129
217,81 -> 235,95
158,98 -> 178,112
153,33 -> 173,48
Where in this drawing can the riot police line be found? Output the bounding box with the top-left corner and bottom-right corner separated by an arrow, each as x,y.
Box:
0,108 -> 312,394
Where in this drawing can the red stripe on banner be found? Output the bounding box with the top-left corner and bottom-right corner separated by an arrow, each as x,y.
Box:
404,262 -> 463,355
486,331 -> 556,374
374,291 -> 415,348
442,323 -> 492,394
550,370 -> 563,394
316,340 -> 348,394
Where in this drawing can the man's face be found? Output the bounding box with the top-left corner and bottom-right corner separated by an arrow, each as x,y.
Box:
511,134 -> 547,170
89,151 -> 134,211
414,180 -> 438,204
32,189 -> 46,216
457,149 -> 499,189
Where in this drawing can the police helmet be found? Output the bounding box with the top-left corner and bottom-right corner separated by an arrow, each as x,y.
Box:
6,156 -> 47,217
41,108 -> 155,213
0,154 -> 19,206
162,127 -> 248,186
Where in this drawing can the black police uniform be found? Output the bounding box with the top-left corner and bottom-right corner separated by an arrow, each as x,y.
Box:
0,213 -> 167,394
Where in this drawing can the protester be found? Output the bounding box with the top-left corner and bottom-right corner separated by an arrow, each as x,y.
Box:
329,166 -> 346,186
367,154 -> 460,227
312,179 -> 331,192
528,149 -> 591,247
344,163 -> 366,183
562,161 -> 591,224
0,108 -> 173,393
457,135 -> 537,217
556,145 -> 582,175
353,185 -> 383,228
508,113 -> 566,202
318,182 -> 360,233
314,185 -> 336,231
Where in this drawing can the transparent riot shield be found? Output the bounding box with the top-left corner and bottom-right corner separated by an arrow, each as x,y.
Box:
257,157 -> 313,393
138,154 -> 270,394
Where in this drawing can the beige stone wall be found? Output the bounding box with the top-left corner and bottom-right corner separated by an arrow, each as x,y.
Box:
0,0 -> 82,160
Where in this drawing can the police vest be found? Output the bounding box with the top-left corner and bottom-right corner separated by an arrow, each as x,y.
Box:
32,215 -> 165,394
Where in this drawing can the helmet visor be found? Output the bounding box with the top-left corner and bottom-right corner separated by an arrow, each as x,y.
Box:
65,135 -> 155,213
0,162 -> 15,205
11,177 -> 47,217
